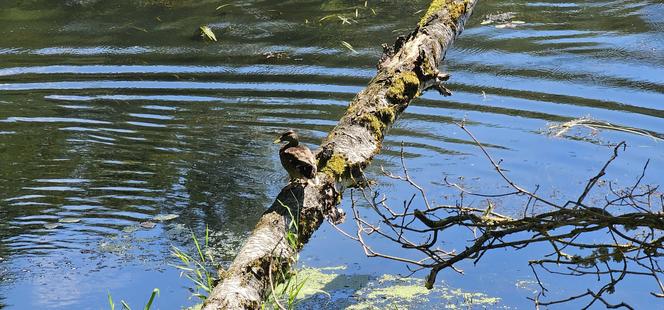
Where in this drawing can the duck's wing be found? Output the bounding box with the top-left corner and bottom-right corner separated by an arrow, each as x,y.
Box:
283,146 -> 317,178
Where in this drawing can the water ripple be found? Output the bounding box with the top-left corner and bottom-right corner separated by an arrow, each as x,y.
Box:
0,1 -> 662,308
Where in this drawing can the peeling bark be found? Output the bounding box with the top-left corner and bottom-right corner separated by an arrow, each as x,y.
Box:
202,1 -> 479,309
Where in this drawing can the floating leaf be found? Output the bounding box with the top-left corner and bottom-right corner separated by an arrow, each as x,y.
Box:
319,14 -> 336,22
481,12 -> 517,25
495,23 -> 520,29
338,15 -> 352,25
59,218 -> 81,223
140,221 -> 157,229
44,223 -> 60,229
263,51 -> 289,59
130,25 -> 148,33
154,214 -> 179,222
341,41 -> 357,53
216,4 -> 232,10
122,225 -> 139,233
199,26 -> 217,42
547,116 -> 662,141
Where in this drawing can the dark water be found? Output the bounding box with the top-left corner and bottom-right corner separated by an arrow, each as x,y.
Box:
0,0 -> 662,308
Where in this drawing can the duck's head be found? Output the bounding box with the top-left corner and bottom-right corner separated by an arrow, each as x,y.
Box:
274,130 -> 299,146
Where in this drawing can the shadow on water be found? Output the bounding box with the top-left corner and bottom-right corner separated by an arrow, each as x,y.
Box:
0,0 -> 662,308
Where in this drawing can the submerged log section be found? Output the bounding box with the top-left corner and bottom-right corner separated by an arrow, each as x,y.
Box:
203,0 -> 479,309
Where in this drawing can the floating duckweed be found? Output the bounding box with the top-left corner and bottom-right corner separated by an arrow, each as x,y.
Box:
367,284 -> 429,300
290,267 -> 503,309
290,267 -> 339,299
318,265 -> 348,271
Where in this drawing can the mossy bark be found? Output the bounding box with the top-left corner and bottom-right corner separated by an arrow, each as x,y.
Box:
202,0 -> 479,309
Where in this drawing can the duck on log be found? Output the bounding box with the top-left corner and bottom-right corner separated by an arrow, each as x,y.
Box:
202,1 -> 480,309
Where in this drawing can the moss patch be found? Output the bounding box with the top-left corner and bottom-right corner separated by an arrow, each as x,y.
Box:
358,113 -> 386,139
356,106 -> 397,139
421,57 -> 438,78
376,106 -> 396,124
447,0 -> 471,22
386,71 -> 420,104
320,153 -> 347,179
419,0 -> 470,26
419,0 -> 447,26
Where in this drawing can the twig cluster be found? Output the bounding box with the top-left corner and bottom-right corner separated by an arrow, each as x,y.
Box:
332,122 -> 663,309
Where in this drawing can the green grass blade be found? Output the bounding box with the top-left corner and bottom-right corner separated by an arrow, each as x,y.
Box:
121,300 -> 131,310
341,41 -> 358,53
108,292 -> 115,310
144,288 -> 159,310
192,230 -> 205,262
205,225 -> 209,248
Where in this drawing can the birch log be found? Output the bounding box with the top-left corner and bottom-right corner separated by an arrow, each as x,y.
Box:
202,0 -> 479,308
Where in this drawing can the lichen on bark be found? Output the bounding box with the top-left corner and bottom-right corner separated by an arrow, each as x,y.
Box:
357,113 -> 386,139
419,0 -> 447,26
419,0 -> 471,26
386,71 -> 420,104
320,153 -> 347,179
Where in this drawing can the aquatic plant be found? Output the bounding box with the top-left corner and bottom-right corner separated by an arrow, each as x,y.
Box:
171,226 -> 218,301
107,288 -> 159,310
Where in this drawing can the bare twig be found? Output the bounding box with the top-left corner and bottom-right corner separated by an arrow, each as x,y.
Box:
337,122 -> 663,308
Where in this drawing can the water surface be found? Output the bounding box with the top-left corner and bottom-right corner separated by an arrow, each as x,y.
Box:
0,0 -> 662,308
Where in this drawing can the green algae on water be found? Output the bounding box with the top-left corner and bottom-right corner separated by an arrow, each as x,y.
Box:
284,266 -> 504,309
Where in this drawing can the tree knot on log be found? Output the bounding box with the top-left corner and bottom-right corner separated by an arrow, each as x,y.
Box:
416,49 -> 453,96
315,181 -> 344,225
315,141 -> 335,169
246,253 -> 293,282
378,28 -> 419,70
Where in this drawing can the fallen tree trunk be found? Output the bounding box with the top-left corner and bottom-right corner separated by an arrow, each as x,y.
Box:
202,1 -> 479,309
